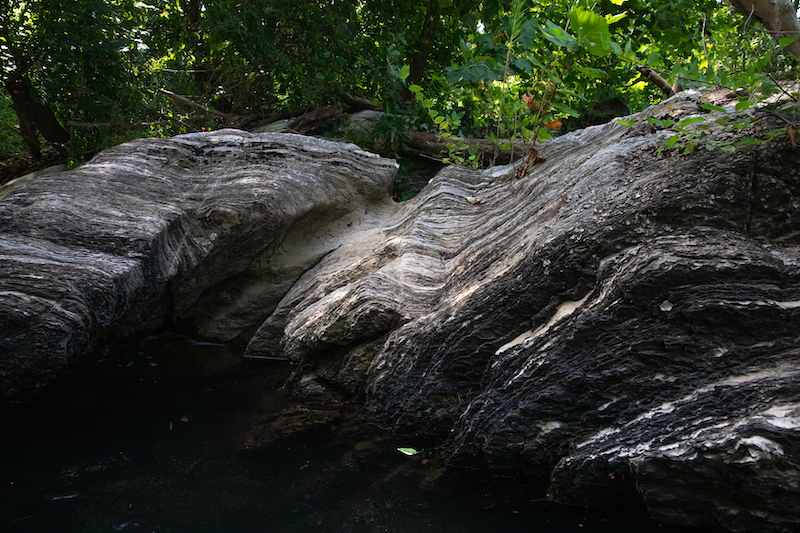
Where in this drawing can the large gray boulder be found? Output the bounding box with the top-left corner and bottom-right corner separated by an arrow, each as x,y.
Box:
1,89 -> 799,531
0,130 -> 398,398
245,90 -> 800,532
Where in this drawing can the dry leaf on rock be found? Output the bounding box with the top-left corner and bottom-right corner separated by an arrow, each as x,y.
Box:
787,125 -> 799,149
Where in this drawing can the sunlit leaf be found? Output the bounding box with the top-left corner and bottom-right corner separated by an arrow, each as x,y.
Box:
399,64 -> 410,80
568,8 -> 614,57
397,447 -> 420,456
605,12 -> 627,25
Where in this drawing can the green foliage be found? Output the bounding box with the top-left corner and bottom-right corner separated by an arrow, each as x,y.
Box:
1,0 -> 798,167
0,94 -> 25,152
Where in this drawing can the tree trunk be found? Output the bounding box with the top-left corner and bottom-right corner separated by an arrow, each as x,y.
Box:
5,77 -> 41,160
4,73 -> 70,161
728,0 -> 800,58
408,0 -> 440,89
185,0 -> 212,92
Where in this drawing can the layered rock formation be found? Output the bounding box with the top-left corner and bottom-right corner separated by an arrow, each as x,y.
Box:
0,131 -> 398,398
246,90 -> 800,532
1,89 -> 799,531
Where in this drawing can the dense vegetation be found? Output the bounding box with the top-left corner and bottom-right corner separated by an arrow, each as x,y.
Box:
1,0 -> 798,180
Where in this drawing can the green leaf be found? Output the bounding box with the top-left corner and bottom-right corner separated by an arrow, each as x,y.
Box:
551,102 -> 580,117
677,117 -> 706,128
512,57 -> 534,74
409,84 -> 423,93
541,21 -> 576,49
667,134 -> 680,148
623,39 -> 637,62
778,34 -> 800,47
568,8 -> 615,57
575,65 -> 608,79
760,77 -> 776,96
399,64 -> 410,80
735,100 -> 753,111
616,118 -> 636,126
397,447 -> 419,456
605,12 -> 627,25
698,103 -> 727,113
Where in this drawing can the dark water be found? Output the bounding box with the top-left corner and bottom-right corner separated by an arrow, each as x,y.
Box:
1,335 -> 688,533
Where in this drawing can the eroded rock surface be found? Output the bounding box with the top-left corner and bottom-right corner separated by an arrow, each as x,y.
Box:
0,130 -> 398,398
2,89 -> 799,532
246,90 -> 800,532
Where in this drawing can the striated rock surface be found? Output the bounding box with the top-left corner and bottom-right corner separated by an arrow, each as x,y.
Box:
245,89 -> 800,532
0,130 -> 398,398
2,89 -> 799,532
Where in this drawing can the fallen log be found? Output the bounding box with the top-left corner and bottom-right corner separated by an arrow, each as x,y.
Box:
400,130 -> 527,167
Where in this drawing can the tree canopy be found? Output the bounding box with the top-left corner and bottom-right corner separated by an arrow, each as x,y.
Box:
0,0 -> 798,172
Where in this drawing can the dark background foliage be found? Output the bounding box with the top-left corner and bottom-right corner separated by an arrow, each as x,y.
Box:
0,0 -> 797,180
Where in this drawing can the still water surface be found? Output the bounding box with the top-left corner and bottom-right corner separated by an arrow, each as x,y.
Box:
2,334 -> 694,533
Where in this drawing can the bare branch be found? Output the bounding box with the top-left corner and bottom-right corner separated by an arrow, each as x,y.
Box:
636,65 -> 676,97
